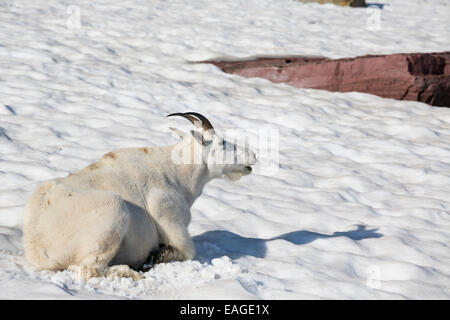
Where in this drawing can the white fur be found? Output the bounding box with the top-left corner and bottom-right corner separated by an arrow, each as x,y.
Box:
23,124 -> 256,281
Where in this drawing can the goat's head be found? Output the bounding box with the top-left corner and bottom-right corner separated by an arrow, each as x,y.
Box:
167,112 -> 257,181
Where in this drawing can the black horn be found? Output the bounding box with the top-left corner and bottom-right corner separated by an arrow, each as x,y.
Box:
167,112 -> 215,133
184,112 -> 214,133
167,113 -> 201,128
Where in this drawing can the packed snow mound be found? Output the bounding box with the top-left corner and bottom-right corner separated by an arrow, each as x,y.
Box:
1,0 -> 450,299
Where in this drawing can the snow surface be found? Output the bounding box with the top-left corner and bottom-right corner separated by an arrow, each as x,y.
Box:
1,0 -> 450,299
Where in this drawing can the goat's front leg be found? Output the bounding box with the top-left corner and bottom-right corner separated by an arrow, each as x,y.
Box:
147,191 -> 195,263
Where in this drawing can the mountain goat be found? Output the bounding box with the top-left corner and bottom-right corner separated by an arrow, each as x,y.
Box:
23,112 -> 256,281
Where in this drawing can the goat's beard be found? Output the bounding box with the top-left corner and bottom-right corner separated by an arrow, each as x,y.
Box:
223,166 -> 252,181
224,172 -> 244,181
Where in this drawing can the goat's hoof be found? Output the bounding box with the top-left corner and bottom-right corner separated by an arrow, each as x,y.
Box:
154,245 -> 177,264
130,271 -> 144,281
105,265 -> 144,280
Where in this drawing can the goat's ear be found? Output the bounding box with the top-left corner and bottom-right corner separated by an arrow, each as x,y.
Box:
169,127 -> 188,140
170,127 -> 209,146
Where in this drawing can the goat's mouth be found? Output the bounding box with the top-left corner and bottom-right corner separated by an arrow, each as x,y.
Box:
240,165 -> 253,177
224,165 -> 253,181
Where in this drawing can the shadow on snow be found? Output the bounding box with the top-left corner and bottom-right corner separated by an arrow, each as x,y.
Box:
193,225 -> 382,262
366,3 -> 385,9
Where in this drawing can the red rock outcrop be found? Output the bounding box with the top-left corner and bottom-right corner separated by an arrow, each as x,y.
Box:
202,52 -> 450,107
296,0 -> 366,7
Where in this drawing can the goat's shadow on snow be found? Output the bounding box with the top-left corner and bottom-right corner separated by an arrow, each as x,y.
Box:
193,225 -> 382,262
366,3 -> 386,9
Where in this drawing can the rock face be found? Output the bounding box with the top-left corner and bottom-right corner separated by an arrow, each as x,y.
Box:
204,52 -> 450,107
297,0 -> 367,7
